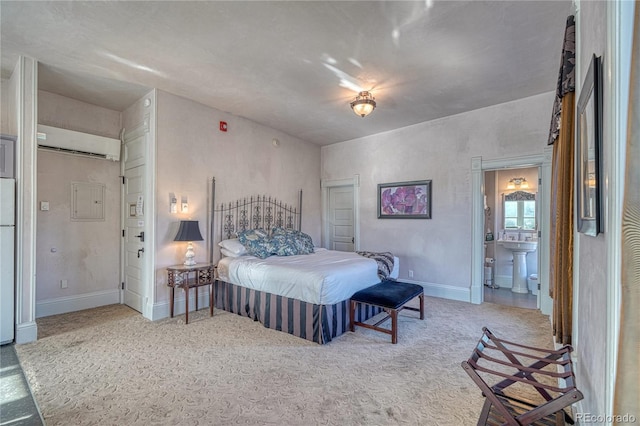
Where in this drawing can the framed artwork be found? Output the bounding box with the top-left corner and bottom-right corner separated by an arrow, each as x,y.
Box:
576,54 -> 603,237
377,180 -> 432,219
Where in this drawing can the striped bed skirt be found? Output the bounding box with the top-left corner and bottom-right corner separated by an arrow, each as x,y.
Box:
213,280 -> 383,344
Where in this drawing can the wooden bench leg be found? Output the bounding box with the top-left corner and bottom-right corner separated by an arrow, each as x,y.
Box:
391,309 -> 398,344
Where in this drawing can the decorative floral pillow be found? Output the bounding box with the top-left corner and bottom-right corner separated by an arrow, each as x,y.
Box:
237,229 -> 271,259
271,227 -> 314,255
270,234 -> 299,256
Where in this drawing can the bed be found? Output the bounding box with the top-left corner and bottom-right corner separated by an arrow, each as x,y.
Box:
209,185 -> 398,344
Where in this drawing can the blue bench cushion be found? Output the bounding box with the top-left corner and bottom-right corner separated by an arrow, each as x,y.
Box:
351,280 -> 423,310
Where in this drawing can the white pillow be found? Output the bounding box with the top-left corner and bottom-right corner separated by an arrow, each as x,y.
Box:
220,248 -> 246,258
218,238 -> 247,256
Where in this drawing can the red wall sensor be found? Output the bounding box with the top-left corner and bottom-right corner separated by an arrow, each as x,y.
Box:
219,121 -> 228,132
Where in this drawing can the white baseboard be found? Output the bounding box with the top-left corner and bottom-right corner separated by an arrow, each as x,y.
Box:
399,279 -> 471,302
151,287 -> 211,321
36,289 -> 120,318
15,321 -> 38,344
495,274 -> 513,288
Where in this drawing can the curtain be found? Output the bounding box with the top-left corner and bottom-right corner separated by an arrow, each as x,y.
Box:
614,2 -> 640,420
547,16 -> 575,345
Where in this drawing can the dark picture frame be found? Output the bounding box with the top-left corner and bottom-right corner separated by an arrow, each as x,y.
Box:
377,180 -> 432,219
576,54 -> 603,237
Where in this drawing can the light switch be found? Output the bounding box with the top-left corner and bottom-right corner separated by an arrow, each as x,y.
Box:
40,201 -> 50,211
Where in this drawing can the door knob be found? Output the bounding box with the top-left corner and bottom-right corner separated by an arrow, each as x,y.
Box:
137,248 -> 145,258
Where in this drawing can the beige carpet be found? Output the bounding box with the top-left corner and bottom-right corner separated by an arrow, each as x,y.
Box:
16,297 -> 553,426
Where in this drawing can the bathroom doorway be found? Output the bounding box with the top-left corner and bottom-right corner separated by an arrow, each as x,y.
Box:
483,167 -> 539,309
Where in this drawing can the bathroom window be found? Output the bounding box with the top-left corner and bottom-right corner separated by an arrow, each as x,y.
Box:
504,191 -> 536,230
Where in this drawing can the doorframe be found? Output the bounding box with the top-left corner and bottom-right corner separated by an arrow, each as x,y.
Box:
120,100 -> 156,320
321,175 -> 360,250
470,149 -> 553,315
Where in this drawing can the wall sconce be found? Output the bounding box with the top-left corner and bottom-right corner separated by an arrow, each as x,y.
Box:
181,196 -> 188,213
174,220 -> 204,266
507,177 -> 529,190
350,91 -> 377,117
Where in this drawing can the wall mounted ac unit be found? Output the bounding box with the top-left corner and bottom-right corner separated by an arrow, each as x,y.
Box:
36,124 -> 121,161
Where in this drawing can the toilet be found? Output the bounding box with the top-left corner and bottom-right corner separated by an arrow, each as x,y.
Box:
527,274 -> 539,295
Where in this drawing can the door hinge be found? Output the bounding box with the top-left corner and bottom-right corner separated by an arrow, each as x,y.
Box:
121,282 -> 125,290
121,176 -> 126,184
122,229 -> 125,237
538,177 -> 542,185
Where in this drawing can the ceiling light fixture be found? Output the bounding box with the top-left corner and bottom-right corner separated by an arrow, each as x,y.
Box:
507,177 -> 529,190
350,91 -> 376,117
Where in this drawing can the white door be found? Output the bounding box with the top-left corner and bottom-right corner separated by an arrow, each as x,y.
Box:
122,129 -> 146,313
0,226 -> 14,343
328,186 -> 354,251
0,178 -> 15,343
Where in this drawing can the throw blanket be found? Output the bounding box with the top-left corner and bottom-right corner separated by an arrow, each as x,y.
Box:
356,251 -> 394,281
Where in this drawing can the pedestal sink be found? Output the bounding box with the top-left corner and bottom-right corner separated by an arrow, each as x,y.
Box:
498,240 -> 537,294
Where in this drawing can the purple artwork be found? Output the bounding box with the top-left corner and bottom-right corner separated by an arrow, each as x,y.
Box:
378,180 -> 431,219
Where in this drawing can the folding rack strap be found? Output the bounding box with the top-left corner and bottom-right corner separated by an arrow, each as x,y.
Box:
462,327 -> 584,426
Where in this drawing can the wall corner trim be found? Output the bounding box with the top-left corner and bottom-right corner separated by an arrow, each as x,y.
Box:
15,321 -> 38,344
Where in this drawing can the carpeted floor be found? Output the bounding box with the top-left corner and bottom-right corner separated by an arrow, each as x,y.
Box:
15,298 -> 554,425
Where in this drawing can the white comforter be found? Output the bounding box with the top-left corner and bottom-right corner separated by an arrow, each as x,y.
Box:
217,248 -> 398,305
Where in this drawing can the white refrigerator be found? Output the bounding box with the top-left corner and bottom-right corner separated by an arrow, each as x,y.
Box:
0,177 -> 15,344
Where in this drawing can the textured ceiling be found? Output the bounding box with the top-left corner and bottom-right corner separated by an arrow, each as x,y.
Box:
0,1 -> 572,145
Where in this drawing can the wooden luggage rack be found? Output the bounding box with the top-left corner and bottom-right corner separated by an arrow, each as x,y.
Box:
461,327 -> 583,426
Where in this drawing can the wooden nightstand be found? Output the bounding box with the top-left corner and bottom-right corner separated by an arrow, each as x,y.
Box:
166,263 -> 216,324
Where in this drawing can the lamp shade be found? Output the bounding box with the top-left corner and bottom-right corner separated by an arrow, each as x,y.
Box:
174,220 -> 203,242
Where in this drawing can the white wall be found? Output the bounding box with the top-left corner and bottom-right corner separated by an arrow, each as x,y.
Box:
35,91 -> 122,317
1,77 -> 19,136
574,0 -> 609,416
321,91 -> 554,298
152,90 -> 322,310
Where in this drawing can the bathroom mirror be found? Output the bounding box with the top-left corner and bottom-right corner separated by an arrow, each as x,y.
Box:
503,191 -> 536,230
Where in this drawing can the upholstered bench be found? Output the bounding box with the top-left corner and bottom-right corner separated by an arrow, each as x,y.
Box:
349,279 -> 424,344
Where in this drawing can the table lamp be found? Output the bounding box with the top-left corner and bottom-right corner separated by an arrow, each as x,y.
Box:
174,220 -> 204,266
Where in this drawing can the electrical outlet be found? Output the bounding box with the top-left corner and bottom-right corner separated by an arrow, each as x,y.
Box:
60,279 -> 68,289
408,270 -> 414,278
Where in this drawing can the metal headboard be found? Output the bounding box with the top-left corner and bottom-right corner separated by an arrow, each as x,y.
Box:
208,178 -> 302,262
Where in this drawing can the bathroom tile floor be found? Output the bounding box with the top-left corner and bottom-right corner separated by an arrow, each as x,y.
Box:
484,286 -> 537,309
0,344 -> 44,426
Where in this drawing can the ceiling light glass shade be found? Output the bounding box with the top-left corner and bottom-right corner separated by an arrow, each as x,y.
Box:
507,177 -> 529,190
350,91 -> 376,117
